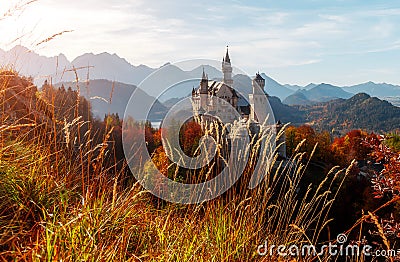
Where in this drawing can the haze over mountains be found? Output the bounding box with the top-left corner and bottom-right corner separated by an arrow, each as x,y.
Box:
1,45 -> 400,107
0,45 -> 155,86
283,84 -> 354,105
54,80 -> 167,120
2,46 -> 400,133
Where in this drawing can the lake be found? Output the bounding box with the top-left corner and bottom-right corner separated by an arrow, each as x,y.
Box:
150,121 -> 162,129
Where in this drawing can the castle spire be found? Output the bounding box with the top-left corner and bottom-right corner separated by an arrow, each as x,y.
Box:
200,67 -> 208,94
225,46 -> 230,64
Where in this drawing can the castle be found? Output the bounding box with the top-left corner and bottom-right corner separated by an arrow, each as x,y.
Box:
191,47 -> 286,158
191,47 -> 268,124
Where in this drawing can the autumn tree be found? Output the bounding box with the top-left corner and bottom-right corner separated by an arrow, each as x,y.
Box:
286,125 -> 332,162
179,121 -> 203,157
330,130 -> 372,166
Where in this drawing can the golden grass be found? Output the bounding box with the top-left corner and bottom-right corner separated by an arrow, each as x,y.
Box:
0,4 -> 371,260
0,70 -> 375,261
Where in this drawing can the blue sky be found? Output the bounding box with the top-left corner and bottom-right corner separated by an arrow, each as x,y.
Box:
0,0 -> 399,86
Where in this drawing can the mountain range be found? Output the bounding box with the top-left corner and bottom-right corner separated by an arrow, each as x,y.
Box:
53,79 -> 167,120
2,48 -> 399,134
283,84 -> 354,105
2,45 -> 400,133
1,46 -> 400,107
37,79 -> 400,134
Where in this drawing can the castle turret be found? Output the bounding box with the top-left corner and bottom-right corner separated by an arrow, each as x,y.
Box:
249,72 -> 268,123
200,68 -> 208,94
252,72 -> 266,95
222,46 -> 233,87
200,67 -> 208,110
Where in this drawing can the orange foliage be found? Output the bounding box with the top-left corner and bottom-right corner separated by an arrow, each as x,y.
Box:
331,130 -> 372,166
180,121 -> 203,157
286,125 -> 331,162
364,134 -> 400,199
152,146 -> 170,176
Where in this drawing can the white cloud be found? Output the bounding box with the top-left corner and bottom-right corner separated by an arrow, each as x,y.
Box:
1,0 -> 400,85
318,14 -> 349,23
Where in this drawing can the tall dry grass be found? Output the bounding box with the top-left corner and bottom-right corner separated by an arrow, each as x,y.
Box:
0,1 -> 381,260
0,69 -> 361,261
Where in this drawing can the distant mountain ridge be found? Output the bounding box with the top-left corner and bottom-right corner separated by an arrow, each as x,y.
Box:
343,81 -> 400,97
0,45 -> 156,86
283,91 -> 313,106
260,73 -> 295,100
54,79 -> 167,120
71,52 -> 154,85
0,45 -> 70,83
283,83 -> 353,105
1,45 -> 400,107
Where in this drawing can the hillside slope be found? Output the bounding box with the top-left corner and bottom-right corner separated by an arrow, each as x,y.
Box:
300,93 -> 400,133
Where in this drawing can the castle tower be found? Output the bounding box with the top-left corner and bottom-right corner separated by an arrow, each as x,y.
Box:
199,67 -> 208,110
253,72 -> 266,95
222,46 -> 233,87
249,73 -> 267,123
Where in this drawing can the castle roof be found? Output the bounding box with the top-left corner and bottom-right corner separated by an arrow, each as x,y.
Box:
202,67 -> 207,80
195,80 -> 238,98
254,73 -> 264,81
224,47 -> 231,64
